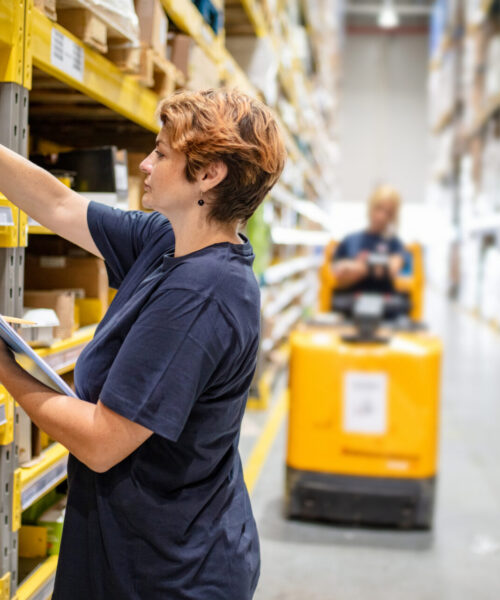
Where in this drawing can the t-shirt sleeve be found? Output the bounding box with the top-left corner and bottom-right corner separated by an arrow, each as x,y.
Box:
389,236 -> 405,256
87,201 -> 174,288
98,289 -> 228,442
333,238 -> 349,261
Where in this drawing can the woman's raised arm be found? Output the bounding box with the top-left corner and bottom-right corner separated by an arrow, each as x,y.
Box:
0,144 -> 102,258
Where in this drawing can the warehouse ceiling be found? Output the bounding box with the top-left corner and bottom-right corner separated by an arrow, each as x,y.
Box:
345,0 -> 434,30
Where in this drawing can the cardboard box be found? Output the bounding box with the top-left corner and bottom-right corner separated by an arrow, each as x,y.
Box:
24,290 -> 81,340
17,403 -> 48,463
38,498 -> 67,556
128,176 -> 143,210
16,406 -> 32,465
57,8 -> 108,53
168,34 -> 193,79
19,526 -> 48,559
135,0 -> 168,57
26,255 -> 109,318
186,45 -> 220,90
127,152 -> 147,210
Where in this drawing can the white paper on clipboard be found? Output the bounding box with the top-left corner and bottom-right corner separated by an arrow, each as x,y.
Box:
0,315 -> 76,397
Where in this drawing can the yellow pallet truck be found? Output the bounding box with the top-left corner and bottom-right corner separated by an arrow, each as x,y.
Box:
285,242 -> 442,529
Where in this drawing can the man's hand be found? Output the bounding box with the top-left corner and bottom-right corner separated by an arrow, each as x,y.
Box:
333,258 -> 369,287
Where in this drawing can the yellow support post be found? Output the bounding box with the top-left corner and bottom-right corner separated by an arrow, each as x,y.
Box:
0,0 -> 25,85
0,572 -> 10,600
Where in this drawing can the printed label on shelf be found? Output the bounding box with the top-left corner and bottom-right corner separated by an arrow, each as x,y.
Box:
343,372 -> 387,435
51,27 -> 85,82
0,206 -> 14,226
28,216 -> 42,226
43,343 -> 87,373
21,454 -> 68,510
30,573 -> 57,600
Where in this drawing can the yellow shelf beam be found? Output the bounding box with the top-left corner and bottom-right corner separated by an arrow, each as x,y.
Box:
14,555 -> 58,600
30,8 -> 160,132
0,0 -> 19,47
34,324 -> 97,375
16,443 -> 68,514
239,0 -> 269,37
28,225 -> 55,235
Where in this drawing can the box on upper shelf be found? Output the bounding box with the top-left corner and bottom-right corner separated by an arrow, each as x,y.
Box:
25,255 -> 109,323
168,33 -> 194,80
135,0 -> 169,57
57,8 -> 108,53
24,289 -> 83,341
19,526 -> 48,559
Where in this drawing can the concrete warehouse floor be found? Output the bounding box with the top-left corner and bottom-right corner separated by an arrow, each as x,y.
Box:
240,290 -> 500,600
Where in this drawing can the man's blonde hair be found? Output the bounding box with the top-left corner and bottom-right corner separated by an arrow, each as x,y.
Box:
368,184 -> 401,218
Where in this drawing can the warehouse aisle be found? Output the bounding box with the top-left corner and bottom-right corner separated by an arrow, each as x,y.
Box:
241,290 -> 500,600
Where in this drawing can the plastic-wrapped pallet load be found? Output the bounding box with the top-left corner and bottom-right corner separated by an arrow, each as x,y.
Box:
57,0 -> 139,46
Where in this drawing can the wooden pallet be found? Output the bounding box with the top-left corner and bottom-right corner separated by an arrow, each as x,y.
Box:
34,0 -> 57,21
54,0 -> 139,54
135,48 -> 186,98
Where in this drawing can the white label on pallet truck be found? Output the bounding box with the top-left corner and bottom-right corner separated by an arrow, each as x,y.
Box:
51,28 -> 84,82
343,372 -> 387,434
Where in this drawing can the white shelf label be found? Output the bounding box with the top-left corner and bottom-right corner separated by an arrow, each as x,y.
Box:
44,342 -> 87,373
343,372 -> 387,435
21,454 -> 68,510
51,27 -> 85,82
0,206 -> 14,226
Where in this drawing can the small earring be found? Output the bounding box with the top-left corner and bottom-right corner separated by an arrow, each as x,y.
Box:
198,198 -> 205,206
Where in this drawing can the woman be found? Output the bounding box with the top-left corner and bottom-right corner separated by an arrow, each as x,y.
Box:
0,89 -> 286,599
332,184 -> 405,293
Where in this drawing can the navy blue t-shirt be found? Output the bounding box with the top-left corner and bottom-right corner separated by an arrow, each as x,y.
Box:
52,202 -> 261,599
333,230 -> 405,293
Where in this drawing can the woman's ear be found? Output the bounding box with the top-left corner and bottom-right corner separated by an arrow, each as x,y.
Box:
199,161 -> 228,193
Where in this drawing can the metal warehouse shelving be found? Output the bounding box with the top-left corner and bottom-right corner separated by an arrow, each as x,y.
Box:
0,0 -> 337,596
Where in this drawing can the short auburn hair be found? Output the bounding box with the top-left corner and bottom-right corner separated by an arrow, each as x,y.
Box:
157,89 -> 286,224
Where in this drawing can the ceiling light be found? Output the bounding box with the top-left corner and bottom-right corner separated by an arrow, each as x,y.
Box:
378,0 -> 400,29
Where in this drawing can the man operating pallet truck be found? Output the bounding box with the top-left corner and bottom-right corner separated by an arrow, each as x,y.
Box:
285,185 -> 442,529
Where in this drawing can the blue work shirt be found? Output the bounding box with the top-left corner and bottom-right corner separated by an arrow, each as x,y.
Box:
52,201 -> 261,599
333,230 -> 405,293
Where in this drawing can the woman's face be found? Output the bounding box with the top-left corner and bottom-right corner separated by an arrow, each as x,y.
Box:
369,200 -> 398,234
139,129 -> 197,216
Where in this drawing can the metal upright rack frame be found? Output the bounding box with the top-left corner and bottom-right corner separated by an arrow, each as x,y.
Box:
0,1 -> 30,597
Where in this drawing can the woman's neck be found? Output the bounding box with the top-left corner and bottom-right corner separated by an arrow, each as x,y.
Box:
168,211 -> 241,257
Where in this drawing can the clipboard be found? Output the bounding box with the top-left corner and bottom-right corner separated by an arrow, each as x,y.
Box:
0,314 -> 76,397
